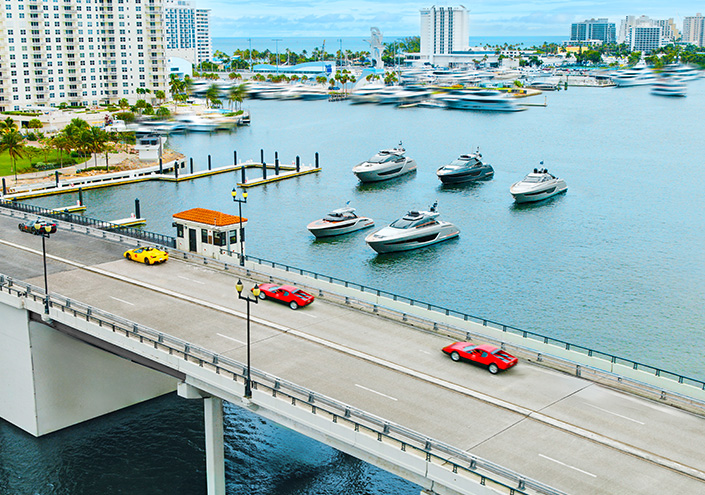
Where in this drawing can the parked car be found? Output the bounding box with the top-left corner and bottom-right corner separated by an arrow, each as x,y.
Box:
442,342 -> 518,374
124,246 -> 169,265
18,218 -> 58,235
254,283 -> 314,310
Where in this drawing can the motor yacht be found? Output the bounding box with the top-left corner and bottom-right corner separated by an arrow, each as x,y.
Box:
433,90 -> 525,112
436,151 -> 494,184
651,78 -> 687,97
510,166 -> 567,203
365,202 -> 460,253
306,206 -> 374,238
352,144 -> 417,183
612,66 -> 655,87
661,63 -> 702,81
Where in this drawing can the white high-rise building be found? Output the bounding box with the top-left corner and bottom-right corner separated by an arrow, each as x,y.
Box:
683,13 -> 705,47
420,5 -> 469,64
164,0 -> 210,66
0,0 -> 169,111
618,15 -> 665,53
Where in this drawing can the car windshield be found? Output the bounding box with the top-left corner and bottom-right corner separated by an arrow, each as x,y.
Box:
462,345 -> 477,352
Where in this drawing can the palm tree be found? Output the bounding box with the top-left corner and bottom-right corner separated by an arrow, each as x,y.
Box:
82,126 -> 110,169
227,84 -> 247,111
205,84 -> 221,108
49,134 -> 71,167
0,129 -> 26,181
154,90 -> 166,104
118,98 -> 130,110
1,117 -> 18,133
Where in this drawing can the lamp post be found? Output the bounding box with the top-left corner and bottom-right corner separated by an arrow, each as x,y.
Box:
235,279 -> 260,398
20,221 -> 54,314
231,188 -> 248,266
272,38 -> 282,74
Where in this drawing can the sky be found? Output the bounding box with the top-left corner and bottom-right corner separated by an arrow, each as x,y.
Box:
194,0 -> 700,38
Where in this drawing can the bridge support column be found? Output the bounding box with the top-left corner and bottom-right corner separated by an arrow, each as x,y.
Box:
204,397 -> 225,495
178,383 -> 225,495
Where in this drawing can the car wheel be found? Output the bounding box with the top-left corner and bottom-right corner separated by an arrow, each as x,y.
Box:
450,351 -> 460,362
125,253 -> 131,260
144,258 -> 151,265
289,301 -> 299,310
258,292 -> 266,300
488,363 -> 499,374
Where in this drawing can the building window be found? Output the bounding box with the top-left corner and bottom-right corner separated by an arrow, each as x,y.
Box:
201,228 -> 208,244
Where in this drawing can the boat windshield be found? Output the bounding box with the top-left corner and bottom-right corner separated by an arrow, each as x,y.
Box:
369,152 -> 398,164
450,157 -> 479,167
323,211 -> 356,222
390,213 -> 437,229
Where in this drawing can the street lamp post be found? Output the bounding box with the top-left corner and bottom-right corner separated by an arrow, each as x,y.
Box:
231,188 -> 248,266
272,38 -> 282,74
20,221 -> 54,314
235,280 -> 260,398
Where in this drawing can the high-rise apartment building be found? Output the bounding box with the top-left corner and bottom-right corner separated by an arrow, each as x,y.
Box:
683,13 -> 705,47
0,0 -> 169,111
571,18 -> 616,44
164,0 -> 210,66
654,18 -> 679,42
618,15 -> 665,52
420,5 -> 469,64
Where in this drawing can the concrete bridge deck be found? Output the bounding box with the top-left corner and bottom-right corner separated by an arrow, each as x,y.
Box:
1,212 -> 704,494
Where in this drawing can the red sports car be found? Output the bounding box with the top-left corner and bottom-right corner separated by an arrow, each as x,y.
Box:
254,283 -> 315,310
442,342 -> 518,374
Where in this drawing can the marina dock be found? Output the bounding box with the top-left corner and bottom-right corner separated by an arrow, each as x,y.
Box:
107,216 -> 147,228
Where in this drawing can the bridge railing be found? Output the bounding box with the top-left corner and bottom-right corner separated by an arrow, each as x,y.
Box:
1,201 -> 175,247
0,273 -> 566,495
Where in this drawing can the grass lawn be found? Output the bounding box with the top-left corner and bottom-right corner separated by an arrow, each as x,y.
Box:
0,149 -> 89,177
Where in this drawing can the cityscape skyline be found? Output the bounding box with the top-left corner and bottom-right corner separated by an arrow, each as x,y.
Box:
199,0 -> 701,38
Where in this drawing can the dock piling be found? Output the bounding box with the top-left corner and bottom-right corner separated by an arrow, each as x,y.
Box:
296,156 -> 300,172
190,157 -> 194,174
233,150 -> 237,166
315,152 -> 320,169
262,161 -> 267,180
135,198 -> 141,219
159,158 -> 163,174
78,187 -> 83,206
175,161 -> 179,179
208,155 -> 212,171
241,163 -> 246,183
54,171 -> 59,188
275,152 -> 280,175
2,178 -> 6,196
260,149 -> 264,164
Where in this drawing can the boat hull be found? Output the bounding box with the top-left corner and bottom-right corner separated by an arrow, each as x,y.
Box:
365,224 -> 459,253
511,180 -> 568,203
353,159 -> 417,183
307,218 -> 374,238
437,166 -> 494,184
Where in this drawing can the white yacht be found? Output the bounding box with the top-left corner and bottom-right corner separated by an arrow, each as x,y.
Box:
651,78 -> 687,97
612,66 -> 655,87
510,166 -> 568,203
365,202 -> 460,253
661,63 -> 701,81
352,144 -> 417,183
436,151 -> 494,184
434,90 -> 525,112
307,206 -> 374,238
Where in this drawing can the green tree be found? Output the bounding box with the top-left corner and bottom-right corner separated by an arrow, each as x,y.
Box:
26,118 -> 43,129
205,84 -> 221,108
156,106 -> 171,117
227,84 -> 247,111
0,117 -> 18,133
81,126 -> 110,168
627,52 -> 642,66
0,129 -> 26,181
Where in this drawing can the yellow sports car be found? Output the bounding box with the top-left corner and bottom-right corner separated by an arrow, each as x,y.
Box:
124,246 -> 169,265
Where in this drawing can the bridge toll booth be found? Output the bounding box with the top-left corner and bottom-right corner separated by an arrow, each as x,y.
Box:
172,208 -> 247,263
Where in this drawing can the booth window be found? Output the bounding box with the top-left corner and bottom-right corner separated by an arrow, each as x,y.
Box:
229,230 -> 237,244
176,224 -> 184,238
201,228 -> 209,244
213,231 -> 226,246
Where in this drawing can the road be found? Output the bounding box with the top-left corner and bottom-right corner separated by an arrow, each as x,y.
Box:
1,212 -> 704,494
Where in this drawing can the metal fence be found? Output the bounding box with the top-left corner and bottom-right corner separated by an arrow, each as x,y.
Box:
0,274 -> 566,495
1,199 -> 175,248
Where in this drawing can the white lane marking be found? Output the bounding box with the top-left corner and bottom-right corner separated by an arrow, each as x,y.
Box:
583,402 -> 645,425
355,384 -> 398,401
216,333 -> 245,345
178,275 -> 205,285
299,312 -> 317,318
539,454 -> 597,478
110,296 -> 134,306
419,350 -> 431,355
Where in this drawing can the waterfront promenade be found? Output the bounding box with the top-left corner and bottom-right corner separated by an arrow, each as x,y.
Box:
1,211 -> 704,494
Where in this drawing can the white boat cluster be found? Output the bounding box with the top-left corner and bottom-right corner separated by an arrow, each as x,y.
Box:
307,147 -> 569,254
612,62 -> 701,97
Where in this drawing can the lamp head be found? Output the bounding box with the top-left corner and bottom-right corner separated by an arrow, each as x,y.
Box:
231,188 -> 237,199
44,225 -> 52,234
252,284 -> 260,298
236,279 -> 243,294
34,223 -> 42,232
243,191 -> 248,200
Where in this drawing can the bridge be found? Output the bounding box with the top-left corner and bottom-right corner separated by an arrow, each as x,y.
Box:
1,207 -> 704,495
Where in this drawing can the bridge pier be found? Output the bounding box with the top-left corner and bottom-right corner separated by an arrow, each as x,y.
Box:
178,383 -> 226,495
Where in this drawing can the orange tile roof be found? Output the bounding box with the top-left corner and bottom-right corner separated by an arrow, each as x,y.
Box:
173,208 -> 247,227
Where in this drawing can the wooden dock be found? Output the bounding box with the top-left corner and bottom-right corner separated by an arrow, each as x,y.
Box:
107,216 -> 147,228
51,203 -> 87,213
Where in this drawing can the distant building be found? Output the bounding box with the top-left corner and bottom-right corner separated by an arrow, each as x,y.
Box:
618,16 -> 665,53
683,13 -> 705,47
0,0 -> 168,112
420,5 -> 470,65
571,18 -> 616,44
165,0 -> 212,66
654,18 -> 679,43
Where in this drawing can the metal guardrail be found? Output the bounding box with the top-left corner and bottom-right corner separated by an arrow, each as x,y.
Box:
1,200 -> 175,248
0,274 -> 565,495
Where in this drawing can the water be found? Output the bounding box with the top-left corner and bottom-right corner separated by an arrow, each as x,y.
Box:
212,35 -> 566,55
7,81 -> 705,493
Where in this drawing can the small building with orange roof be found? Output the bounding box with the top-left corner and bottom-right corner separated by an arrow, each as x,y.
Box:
172,207 -> 248,262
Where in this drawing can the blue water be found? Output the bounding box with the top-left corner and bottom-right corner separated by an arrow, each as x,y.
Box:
213,36 -> 566,55
6,80 -> 705,494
